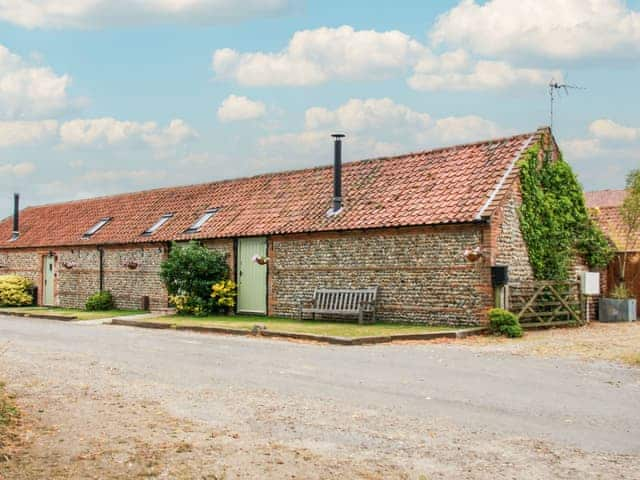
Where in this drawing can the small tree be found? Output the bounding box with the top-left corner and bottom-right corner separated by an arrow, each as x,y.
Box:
160,241 -> 229,301
617,169 -> 640,291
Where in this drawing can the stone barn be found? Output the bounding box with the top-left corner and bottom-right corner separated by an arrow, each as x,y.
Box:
0,128 -> 559,326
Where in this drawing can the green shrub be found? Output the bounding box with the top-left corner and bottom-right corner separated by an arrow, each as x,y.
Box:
211,280 -> 237,312
488,308 -> 523,338
0,275 -> 33,306
519,145 -> 614,280
85,291 -> 115,311
160,241 -> 229,315
169,294 -> 210,317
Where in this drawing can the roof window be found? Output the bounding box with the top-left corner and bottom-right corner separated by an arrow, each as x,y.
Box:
142,213 -> 173,236
184,208 -> 218,234
83,217 -> 111,238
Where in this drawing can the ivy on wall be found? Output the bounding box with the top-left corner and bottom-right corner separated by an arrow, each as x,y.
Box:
518,145 -> 614,281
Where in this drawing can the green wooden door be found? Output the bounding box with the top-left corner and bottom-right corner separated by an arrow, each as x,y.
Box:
237,237 -> 267,314
43,255 -> 55,306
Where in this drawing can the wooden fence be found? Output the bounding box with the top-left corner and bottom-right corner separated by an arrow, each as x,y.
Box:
508,281 -> 584,327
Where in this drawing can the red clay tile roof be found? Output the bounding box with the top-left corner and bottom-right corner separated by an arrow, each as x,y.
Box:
585,189 -> 627,209
0,130 -> 540,249
585,189 -> 639,251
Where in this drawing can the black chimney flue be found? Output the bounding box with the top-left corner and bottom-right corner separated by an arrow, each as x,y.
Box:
331,133 -> 345,213
12,193 -> 19,241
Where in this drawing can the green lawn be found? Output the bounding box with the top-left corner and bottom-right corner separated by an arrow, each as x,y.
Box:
147,314 -> 451,338
0,306 -> 146,320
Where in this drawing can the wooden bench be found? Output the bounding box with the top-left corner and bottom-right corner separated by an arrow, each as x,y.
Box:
298,287 -> 378,324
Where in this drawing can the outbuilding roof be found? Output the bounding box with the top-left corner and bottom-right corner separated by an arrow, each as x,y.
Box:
0,129 -> 543,249
585,189 -> 639,252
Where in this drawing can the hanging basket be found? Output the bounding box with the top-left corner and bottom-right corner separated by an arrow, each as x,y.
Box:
62,261 -> 77,269
252,255 -> 269,265
125,261 -> 139,270
463,247 -> 484,263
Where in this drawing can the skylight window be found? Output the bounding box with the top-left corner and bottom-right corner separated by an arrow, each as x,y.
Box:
184,208 -> 218,234
83,218 -> 111,238
142,213 -> 173,236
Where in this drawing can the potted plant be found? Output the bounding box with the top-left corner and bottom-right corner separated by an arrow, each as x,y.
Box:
600,284 -> 637,322
600,169 -> 639,322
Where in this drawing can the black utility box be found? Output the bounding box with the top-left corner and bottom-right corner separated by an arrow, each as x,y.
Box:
491,265 -> 509,287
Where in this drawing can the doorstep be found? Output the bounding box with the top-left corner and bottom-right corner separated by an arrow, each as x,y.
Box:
106,318 -> 488,345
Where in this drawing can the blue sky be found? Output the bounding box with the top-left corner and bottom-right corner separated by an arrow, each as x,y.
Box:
1,0 -> 639,215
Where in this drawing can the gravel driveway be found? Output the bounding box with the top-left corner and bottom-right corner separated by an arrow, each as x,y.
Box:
1,315 -> 639,479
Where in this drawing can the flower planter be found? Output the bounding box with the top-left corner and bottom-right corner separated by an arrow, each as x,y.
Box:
599,298 -> 637,322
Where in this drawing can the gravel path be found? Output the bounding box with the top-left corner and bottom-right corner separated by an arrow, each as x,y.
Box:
1,315 -> 639,479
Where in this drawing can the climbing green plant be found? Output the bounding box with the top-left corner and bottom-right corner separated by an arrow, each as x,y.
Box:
518,145 -> 613,281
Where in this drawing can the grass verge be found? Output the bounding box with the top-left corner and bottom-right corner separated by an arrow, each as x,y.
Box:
0,307 -> 146,321
145,314 -> 451,338
0,381 -> 20,462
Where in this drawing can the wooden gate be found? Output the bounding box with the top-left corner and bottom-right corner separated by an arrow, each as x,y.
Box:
508,281 -> 584,327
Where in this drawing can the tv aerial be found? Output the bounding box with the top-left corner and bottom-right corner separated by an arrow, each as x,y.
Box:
549,79 -> 584,131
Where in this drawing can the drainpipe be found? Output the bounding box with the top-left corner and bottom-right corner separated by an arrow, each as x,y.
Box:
11,193 -> 19,241
330,133 -> 345,215
98,246 -> 104,292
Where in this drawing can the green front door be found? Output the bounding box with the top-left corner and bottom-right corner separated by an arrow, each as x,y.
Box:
43,255 -> 55,306
237,237 -> 267,314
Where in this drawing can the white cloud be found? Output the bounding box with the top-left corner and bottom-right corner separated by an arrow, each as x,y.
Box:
213,25 -> 426,86
302,97 -> 502,144
408,52 -> 560,91
0,120 -> 58,147
430,0 -> 640,60
430,115 -> 504,143
212,26 -> 560,91
561,138 -> 603,159
0,162 -> 36,176
0,0 -> 293,29
143,119 -> 198,150
217,94 -> 266,122
305,98 -> 431,133
59,117 -> 156,146
79,169 -> 168,185
258,98 -> 504,169
588,119 -> 639,142
0,44 -> 71,119
59,117 -> 197,150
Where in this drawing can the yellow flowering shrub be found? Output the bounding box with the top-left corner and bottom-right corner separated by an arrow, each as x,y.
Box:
0,275 -> 34,306
211,280 -> 237,309
168,294 -> 207,316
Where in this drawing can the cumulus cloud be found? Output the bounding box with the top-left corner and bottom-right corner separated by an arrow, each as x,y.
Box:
408,51 -> 560,91
588,119 -> 639,142
0,120 -> 58,147
0,0 -> 294,29
430,0 -> 640,60
217,94 -> 266,122
561,138 -> 604,159
143,119 -> 198,150
212,26 -> 559,91
79,169 -> 168,185
258,97 -> 504,170
212,25 -> 426,86
0,44 -> 71,119
59,117 -> 197,150
0,162 -> 36,176
305,98 -> 432,135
